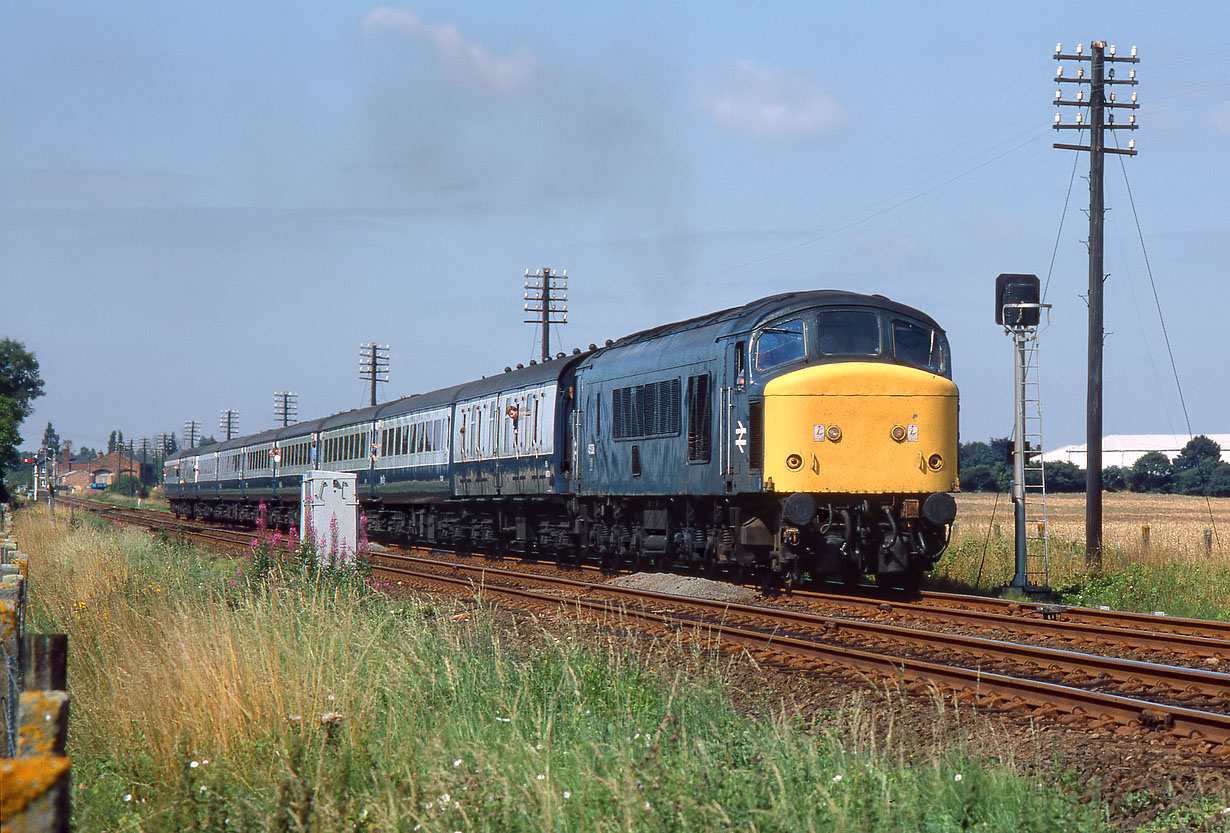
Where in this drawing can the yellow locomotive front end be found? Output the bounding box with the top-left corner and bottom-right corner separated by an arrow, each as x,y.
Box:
763,362 -> 958,496
746,302 -> 958,588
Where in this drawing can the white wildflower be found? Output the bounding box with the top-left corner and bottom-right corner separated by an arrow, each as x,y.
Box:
123,794 -> 132,802
190,761 -> 199,769
832,774 -> 843,783
440,793 -> 450,804
954,773 -> 963,782
537,774 -> 546,780
454,759 -> 463,767
563,791 -> 571,799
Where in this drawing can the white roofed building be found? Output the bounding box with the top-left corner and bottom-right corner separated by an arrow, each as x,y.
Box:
1042,434 -> 1230,468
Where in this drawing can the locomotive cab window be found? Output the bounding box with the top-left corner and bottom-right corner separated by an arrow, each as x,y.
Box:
816,310 -> 880,356
754,319 -> 806,371
891,318 -> 950,376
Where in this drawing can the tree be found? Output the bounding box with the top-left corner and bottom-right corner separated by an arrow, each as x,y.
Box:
108,431 -> 117,454
1129,451 -> 1173,493
42,422 -> 60,456
959,464 -> 1003,492
1103,466 -> 1129,492
1044,461 -> 1086,492
958,437 -> 1011,492
0,339 -> 45,501
1173,435 -> 1221,473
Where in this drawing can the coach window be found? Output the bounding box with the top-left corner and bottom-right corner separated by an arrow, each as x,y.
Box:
816,310 -> 880,357
755,319 -> 806,371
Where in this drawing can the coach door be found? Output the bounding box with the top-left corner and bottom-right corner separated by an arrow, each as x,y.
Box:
722,339 -> 751,489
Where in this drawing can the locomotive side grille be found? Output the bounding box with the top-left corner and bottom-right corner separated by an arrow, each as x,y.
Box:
613,378 -> 682,440
748,399 -> 764,470
686,373 -> 712,462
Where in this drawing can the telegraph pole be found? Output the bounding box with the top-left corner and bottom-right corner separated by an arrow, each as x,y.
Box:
219,409 -> 239,441
359,344 -> 389,407
274,391 -> 299,427
184,420 -> 200,449
138,437 -> 150,487
1052,41 -> 1139,570
524,267 -> 568,362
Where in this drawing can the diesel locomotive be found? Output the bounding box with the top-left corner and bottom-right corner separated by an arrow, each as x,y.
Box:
165,290 -> 959,588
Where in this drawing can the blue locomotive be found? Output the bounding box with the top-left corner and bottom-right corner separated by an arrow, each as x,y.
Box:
165,290 -> 958,588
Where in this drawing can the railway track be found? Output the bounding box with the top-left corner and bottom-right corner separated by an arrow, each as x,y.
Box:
372,551 -> 1230,753
72,496 -> 1230,755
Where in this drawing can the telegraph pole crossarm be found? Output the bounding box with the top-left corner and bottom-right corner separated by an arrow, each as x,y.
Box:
523,267 -> 568,363
358,344 -> 389,407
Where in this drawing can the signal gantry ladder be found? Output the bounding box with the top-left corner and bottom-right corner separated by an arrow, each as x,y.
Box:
1017,332 -> 1051,589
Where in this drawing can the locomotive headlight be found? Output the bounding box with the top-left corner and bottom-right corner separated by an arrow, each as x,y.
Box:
826,424 -> 842,442
890,424 -> 907,442
785,454 -> 804,471
927,453 -> 944,471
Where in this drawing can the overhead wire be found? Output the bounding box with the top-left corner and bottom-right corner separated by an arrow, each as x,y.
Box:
1113,134 -> 1220,547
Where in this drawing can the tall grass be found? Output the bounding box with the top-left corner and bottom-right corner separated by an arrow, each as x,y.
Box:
15,508 -> 1112,832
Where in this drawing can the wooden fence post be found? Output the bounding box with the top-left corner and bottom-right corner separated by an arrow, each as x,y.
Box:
0,533 -> 72,833
18,635 -> 69,757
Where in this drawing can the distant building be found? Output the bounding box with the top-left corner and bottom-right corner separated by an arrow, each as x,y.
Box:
55,451 -> 152,488
1042,434 -> 1230,468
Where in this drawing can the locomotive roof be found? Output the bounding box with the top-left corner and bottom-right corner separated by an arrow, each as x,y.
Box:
608,290 -> 943,349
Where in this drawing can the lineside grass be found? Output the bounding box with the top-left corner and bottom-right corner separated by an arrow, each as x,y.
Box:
939,493 -> 1230,619
15,508 -> 1114,832
61,487 -> 171,513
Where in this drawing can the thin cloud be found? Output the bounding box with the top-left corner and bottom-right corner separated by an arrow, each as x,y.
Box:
698,60 -> 849,141
361,7 -> 539,93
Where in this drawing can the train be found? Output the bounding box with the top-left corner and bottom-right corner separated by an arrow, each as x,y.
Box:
164,290 -> 959,589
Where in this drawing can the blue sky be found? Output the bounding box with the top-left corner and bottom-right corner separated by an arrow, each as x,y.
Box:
4,2 -> 1229,455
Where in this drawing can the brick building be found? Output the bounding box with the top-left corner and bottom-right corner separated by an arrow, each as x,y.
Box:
55,451 -> 151,489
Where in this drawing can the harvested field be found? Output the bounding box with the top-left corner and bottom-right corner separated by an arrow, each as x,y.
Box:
952,492 -> 1229,561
